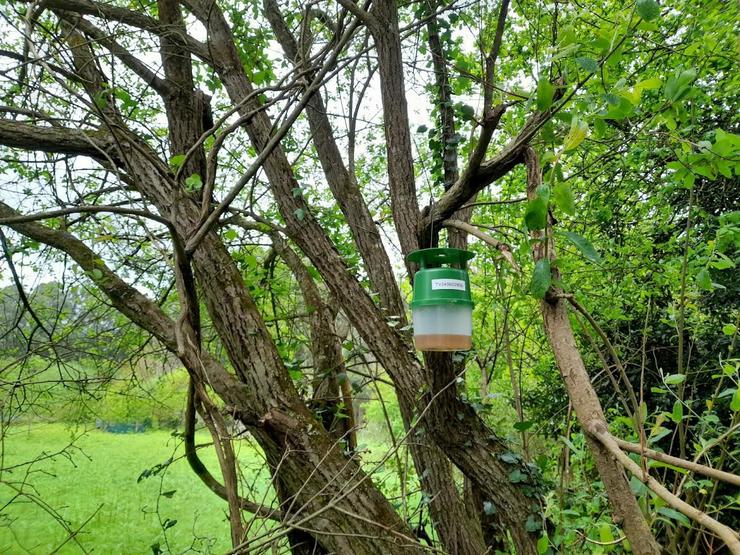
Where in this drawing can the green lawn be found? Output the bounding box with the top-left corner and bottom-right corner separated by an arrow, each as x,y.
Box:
0,423 -> 272,554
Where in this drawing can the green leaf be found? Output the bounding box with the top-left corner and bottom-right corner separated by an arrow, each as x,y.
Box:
709,253 -> 735,270
553,182 -> 576,216
457,103 -> 476,121
530,259 -> 552,299
223,229 -> 238,241
536,184 -> 551,203
536,78 -> 554,111
602,96 -> 634,121
695,268 -> 712,291
294,207 -> 306,221
499,452 -> 521,464
671,400 -> 684,423
599,524 -> 615,543
169,154 -> 186,169
563,232 -> 601,263
635,77 -> 662,91
93,91 -> 108,109
161,490 -> 177,498
514,420 -> 534,432
483,501 -> 496,515
184,174 -> 202,191
636,0 -> 661,21
657,507 -> 689,527
575,57 -> 598,74
509,468 -> 526,483
664,374 -> 686,385
525,515 -> 542,532
665,69 -> 697,102
524,198 -> 548,230
563,118 -> 588,152
731,389 -> 740,412
722,324 -> 737,336
537,535 -> 549,555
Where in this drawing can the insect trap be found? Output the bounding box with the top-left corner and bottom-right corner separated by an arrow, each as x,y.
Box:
407,248 -> 475,352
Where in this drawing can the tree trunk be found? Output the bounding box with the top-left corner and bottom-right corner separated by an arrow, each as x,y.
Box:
524,147 -> 661,554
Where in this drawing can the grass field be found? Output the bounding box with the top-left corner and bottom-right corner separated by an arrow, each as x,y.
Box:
0,423 -> 274,554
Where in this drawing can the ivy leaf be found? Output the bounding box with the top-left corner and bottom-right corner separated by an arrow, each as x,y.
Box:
508,468 -> 526,483
223,229 -> 238,241
457,103 -> 476,121
184,174 -> 202,191
524,198 -> 548,230
537,535 -> 549,555
530,259 -> 551,299
483,501 -> 496,515
553,182 -> 576,216
536,78 -> 554,111
499,452 -> 520,464
525,515 -> 542,532
169,154 -> 186,169
563,231 -> 601,263
563,118 -> 588,152
575,57 -> 598,74
636,0 -> 661,21
294,207 -> 306,221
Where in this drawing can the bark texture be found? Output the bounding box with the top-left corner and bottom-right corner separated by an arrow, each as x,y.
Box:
0,2 -> 596,553
524,147 -> 661,554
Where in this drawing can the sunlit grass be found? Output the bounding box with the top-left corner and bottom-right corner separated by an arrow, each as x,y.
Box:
0,423 -> 268,554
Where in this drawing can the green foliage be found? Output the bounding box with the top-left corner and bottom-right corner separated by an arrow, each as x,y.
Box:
530,259 -> 551,299
1,0 -> 739,550
0,425 -> 252,554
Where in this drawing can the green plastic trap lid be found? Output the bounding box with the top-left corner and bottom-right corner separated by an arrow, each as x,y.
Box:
407,248 -> 475,308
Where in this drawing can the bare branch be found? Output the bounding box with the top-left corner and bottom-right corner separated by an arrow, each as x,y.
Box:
442,219 -> 519,271
612,436 -> 740,488
588,422 -> 740,554
483,0 -> 510,110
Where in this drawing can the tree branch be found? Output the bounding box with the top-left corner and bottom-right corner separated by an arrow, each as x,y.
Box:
59,12 -> 172,96
14,0 -> 213,62
612,436 -> 740,488
482,0 -> 510,110
264,0 -> 405,318
442,219 -> 518,271
588,422 -> 740,554
184,379 -> 282,520
0,119 -> 114,159
0,200 -> 254,413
